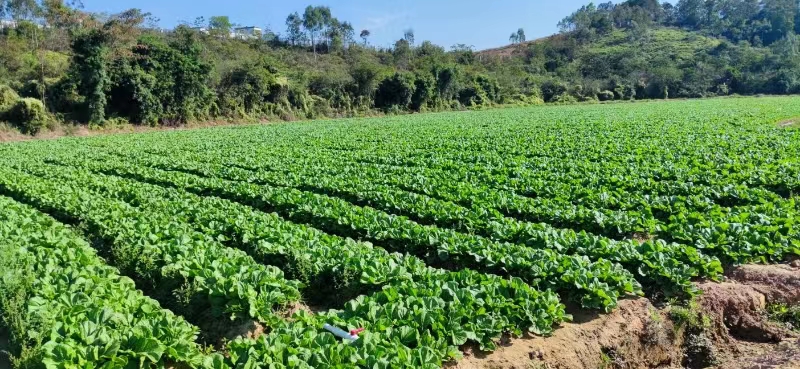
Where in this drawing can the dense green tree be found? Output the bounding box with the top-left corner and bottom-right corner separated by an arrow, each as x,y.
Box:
302,5 -> 331,58
348,60 -> 382,100
208,16 -> 232,37
393,38 -> 412,67
761,0 -> 797,44
410,72 -> 434,111
661,2 -> 678,25
433,64 -> 459,104
677,0 -> 705,29
374,71 -> 415,110
796,4 -> 800,34
450,44 -> 475,65
68,27 -> 110,124
108,30 -> 213,124
340,21 -> 354,48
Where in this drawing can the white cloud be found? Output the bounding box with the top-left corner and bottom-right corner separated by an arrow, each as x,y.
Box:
363,12 -> 408,32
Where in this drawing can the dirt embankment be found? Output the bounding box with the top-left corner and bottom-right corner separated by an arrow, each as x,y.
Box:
451,263 -> 800,369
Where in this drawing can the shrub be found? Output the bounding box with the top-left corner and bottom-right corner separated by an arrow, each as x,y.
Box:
7,98 -> 48,135
374,72 -> 415,110
767,303 -> 800,331
0,84 -> 20,114
598,90 -> 615,101
46,78 -> 83,117
541,80 -> 568,103
552,94 -> 578,104
410,73 -> 435,112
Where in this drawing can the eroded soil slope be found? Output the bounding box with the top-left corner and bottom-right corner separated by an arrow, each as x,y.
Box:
451,263 -> 800,369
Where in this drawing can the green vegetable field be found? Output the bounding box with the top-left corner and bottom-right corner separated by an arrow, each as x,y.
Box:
1,96 -> 799,368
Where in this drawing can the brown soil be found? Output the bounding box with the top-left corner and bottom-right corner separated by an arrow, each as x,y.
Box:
200,301 -> 321,348
725,265 -> 800,304
0,120 -> 275,143
630,232 -> 655,243
778,117 -> 800,128
476,35 -> 562,59
282,300 -> 325,318
695,282 -> 787,344
719,338 -> 800,369
450,299 -> 680,369
452,263 -> 800,369
200,317 -> 266,348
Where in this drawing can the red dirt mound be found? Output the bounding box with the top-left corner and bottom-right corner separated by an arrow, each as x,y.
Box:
450,263 -> 800,369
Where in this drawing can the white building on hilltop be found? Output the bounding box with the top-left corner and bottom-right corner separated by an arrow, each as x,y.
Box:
0,20 -> 19,29
190,26 -> 210,34
232,26 -> 262,40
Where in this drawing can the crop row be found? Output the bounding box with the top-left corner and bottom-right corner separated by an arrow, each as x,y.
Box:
0,195 -> 222,368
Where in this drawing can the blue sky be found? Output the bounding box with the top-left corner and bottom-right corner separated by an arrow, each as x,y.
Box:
78,0 -> 669,50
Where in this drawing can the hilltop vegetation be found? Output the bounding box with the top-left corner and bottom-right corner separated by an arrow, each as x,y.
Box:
0,0 -> 798,134
496,0 -> 800,101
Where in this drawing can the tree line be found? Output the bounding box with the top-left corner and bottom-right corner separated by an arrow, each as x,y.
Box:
0,0 -> 798,135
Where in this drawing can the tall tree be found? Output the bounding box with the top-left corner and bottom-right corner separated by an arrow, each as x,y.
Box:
3,0 -> 45,103
360,29 -> 370,45
67,7 -> 146,124
661,2 -> 678,25
559,3 -> 596,32
676,0 -> 706,29
69,27 -> 110,124
340,21 -> 354,48
4,0 -> 42,20
285,12 -> 304,46
713,0 -> 760,41
393,38 -> 411,67
326,17 -> 340,50
761,0 -> 797,44
796,3 -> 800,34
516,28 -> 526,43
403,28 -> 415,48
302,5 -> 331,59
794,0 -> 800,34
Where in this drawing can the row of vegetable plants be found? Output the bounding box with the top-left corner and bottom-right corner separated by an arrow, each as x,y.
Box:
0,195 -> 223,368
36,153 -> 642,311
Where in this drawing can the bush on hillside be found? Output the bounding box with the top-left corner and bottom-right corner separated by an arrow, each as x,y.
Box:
552,94 -> 578,104
7,98 -> 48,135
541,80 -> 569,103
598,90 -> 615,101
0,84 -> 20,114
374,72 -> 416,110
